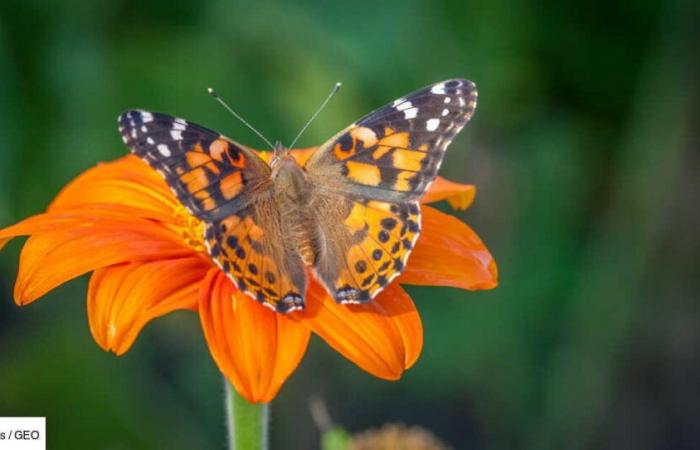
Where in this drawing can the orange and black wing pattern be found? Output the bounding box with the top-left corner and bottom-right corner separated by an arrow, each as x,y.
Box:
205,199 -> 307,312
305,79 -> 477,203
118,110 -> 271,221
312,195 -> 421,303
308,79 -> 477,304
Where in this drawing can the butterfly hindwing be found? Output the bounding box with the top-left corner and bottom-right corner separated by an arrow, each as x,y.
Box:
311,193 -> 421,304
205,198 -> 307,312
118,110 -> 271,221
305,79 -> 477,203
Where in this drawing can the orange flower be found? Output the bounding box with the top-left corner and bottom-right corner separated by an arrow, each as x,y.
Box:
0,151 -> 497,403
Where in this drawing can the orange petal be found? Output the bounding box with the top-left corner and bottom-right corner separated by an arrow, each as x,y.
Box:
88,256 -> 210,355
289,147 -> 318,166
49,155 -> 178,215
421,177 -> 476,210
372,283 -> 423,369
293,279 -> 422,379
255,147 -> 318,166
0,206 -> 176,250
400,205 -> 498,290
199,270 -> 310,403
10,213 -> 194,304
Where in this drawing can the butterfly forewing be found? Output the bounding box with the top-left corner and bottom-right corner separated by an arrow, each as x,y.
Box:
118,110 -> 271,221
305,79 -> 477,202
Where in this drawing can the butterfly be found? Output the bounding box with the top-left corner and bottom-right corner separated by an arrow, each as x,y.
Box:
118,79 -> 477,312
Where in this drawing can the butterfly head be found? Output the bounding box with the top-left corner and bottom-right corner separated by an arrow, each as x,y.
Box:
273,140 -> 288,156
270,144 -> 309,202
270,141 -> 295,169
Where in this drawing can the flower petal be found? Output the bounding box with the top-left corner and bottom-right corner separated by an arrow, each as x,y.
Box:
421,177 -> 476,210
49,155 -> 178,215
400,205 -> 498,290
88,256 -> 210,355
199,270 -> 310,403
0,206 -> 174,247
8,213 -> 193,304
256,147 -> 317,166
293,279 -> 422,379
372,283 -> 423,369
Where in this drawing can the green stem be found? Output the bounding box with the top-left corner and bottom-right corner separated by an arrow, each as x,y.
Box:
225,380 -> 269,450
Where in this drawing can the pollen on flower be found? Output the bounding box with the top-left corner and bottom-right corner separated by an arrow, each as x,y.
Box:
171,204 -> 207,252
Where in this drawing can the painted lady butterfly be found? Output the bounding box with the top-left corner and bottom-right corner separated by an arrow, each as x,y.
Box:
118,79 -> 477,312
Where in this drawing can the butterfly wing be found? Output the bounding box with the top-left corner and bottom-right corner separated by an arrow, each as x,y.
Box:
118,110 -> 271,221
305,79 -> 477,303
305,79 -> 477,202
119,110 -> 306,311
205,199 -> 307,312
310,193 -> 421,303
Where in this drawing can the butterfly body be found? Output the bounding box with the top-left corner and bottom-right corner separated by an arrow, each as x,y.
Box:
269,148 -> 318,266
119,79 -> 477,312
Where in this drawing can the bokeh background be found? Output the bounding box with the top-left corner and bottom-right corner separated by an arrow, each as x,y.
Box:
1,1 -> 699,449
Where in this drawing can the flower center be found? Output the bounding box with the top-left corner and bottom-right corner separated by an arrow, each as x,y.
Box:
171,204 -> 207,253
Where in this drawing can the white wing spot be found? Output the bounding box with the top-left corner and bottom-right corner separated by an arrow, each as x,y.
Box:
444,97 -> 451,103
396,101 -> 413,111
459,98 -> 466,107
404,107 -> 418,119
392,97 -> 406,107
174,117 -> 187,126
140,111 -> 154,123
157,144 -> 172,157
441,108 -> 449,117
146,137 -> 155,145
141,125 -> 147,132
131,129 -> 137,139
426,118 -> 440,131
431,83 -> 446,94
121,135 -> 128,144
172,122 -> 186,131
170,130 -> 182,140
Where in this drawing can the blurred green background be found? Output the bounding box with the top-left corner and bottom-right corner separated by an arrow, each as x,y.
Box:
1,0 -> 699,449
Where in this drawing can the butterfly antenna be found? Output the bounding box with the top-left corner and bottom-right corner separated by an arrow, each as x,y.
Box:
288,82 -> 342,149
207,87 -> 275,150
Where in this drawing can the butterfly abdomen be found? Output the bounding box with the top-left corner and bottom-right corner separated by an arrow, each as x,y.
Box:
272,155 -> 319,266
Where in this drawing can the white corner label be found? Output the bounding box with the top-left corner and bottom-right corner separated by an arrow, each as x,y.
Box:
0,417 -> 46,450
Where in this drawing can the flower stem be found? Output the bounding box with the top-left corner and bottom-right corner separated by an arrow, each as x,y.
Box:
225,380 -> 269,450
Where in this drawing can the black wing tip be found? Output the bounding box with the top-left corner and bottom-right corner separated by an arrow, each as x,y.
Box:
117,110 -> 150,133
117,110 -> 129,125
118,109 -> 140,120
437,78 -> 475,86
118,110 -> 183,129
429,78 -> 477,93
